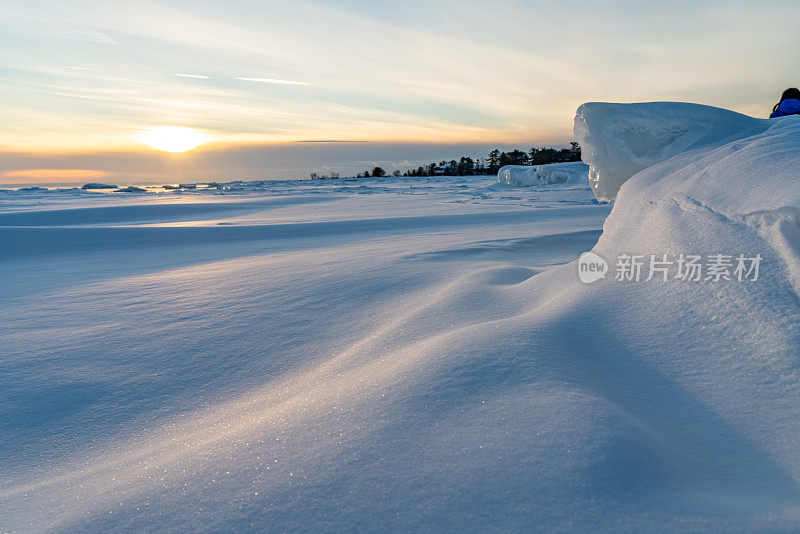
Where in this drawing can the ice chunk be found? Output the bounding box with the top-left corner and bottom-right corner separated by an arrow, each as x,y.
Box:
82,183 -> 118,189
16,186 -> 49,192
573,102 -> 767,202
497,162 -> 589,187
114,186 -> 147,193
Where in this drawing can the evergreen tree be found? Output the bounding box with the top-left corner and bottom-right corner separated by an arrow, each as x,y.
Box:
457,156 -> 475,175
488,149 -> 500,173
570,141 -> 581,161
349,143 -> 580,178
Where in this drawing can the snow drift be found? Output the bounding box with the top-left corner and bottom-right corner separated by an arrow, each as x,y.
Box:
573,102 -> 770,202
497,161 -> 589,187
3,103 -> 800,532
588,102 -> 800,295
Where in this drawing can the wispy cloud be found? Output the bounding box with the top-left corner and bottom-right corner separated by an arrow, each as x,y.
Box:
234,77 -> 311,86
176,73 -> 210,79
0,9 -> 116,43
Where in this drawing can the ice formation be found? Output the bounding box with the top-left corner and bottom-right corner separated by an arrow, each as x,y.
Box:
573,102 -> 769,202
497,161 -> 589,187
81,183 -> 118,190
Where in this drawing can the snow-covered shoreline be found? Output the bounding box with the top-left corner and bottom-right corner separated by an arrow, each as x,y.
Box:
3,104 -> 800,532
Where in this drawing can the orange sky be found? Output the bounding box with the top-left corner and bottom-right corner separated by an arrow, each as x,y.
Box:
1,0 -> 798,181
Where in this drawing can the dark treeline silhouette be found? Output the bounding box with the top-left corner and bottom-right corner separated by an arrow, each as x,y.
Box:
311,142 -> 581,179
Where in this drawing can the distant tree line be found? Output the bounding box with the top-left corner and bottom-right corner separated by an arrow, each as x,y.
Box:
310,142 -> 581,179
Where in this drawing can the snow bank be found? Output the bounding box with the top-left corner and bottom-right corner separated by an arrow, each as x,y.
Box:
497,161 -> 589,187
573,102 -> 769,202
555,103 -> 800,527
594,103 -> 800,293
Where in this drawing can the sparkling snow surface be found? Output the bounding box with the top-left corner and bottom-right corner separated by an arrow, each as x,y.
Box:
1,176 -> 608,531
3,105 -> 800,532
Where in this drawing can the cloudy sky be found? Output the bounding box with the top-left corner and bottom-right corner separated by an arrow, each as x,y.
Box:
1,0 -> 799,183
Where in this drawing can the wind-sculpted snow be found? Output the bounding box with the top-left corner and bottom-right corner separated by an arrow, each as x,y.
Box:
497,161 -> 589,187
574,102 -> 769,202
597,110 -> 800,295
3,110 -> 800,532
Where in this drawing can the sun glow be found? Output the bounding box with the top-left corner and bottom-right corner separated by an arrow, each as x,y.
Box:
137,126 -> 210,152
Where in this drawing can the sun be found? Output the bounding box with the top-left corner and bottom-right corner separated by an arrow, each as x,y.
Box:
137,126 -> 210,152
